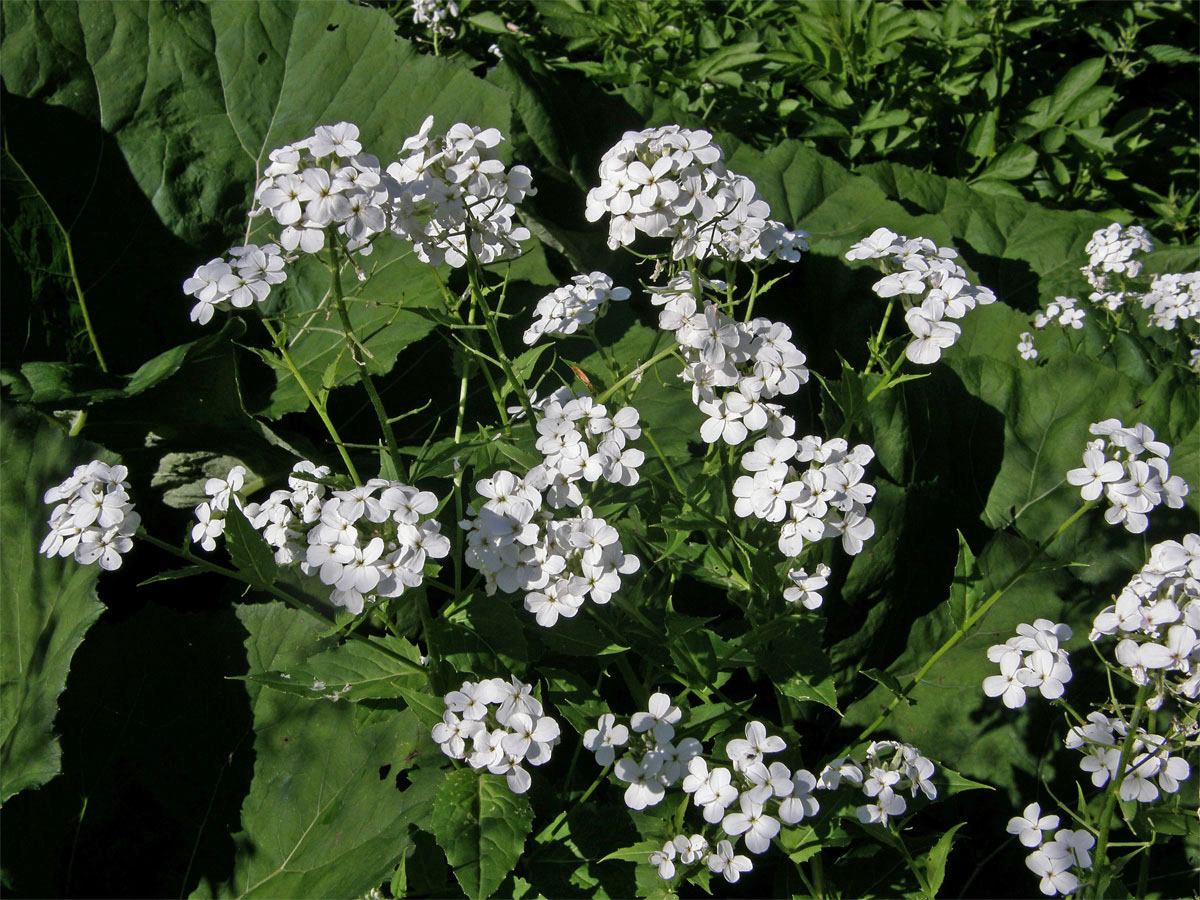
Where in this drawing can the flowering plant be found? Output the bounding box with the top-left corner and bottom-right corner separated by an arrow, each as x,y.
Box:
4,7 -> 1196,898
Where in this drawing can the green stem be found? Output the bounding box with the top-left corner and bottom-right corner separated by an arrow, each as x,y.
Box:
327,240 -> 404,478
1089,682 -> 1151,899
137,530 -> 424,673
532,765 -> 611,846
595,345 -> 681,405
466,251 -> 536,422
261,319 -> 360,483
855,501 -> 1095,744
5,138 -> 108,373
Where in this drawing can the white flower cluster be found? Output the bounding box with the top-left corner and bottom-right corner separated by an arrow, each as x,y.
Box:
410,0 -> 458,38
1083,222 -> 1154,283
819,740 -> 938,828
1090,534 -> 1199,705
784,563 -> 831,609
585,125 -> 809,263
734,435 -> 877,558
41,460 -> 139,571
195,460 -> 450,616
191,465 -> 246,551
460,469 -> 640,625
183,242 -> 289,326
387,115 -> 534,268
531,395 -> 645,507
1018,330 -> 1038,361
1022,224 -> 1199,358
1007,802 -> 1096,898
845,227 -> 997,365
1033,295 -> 1086,330
649,274 -> 808,445
1065,712 -> 1191,804
522,272 -> 631,345
1141,271 -> 1200,332
983,619 -> 1073,709
431,677 -> 560,794
1066,419 -> 1189,533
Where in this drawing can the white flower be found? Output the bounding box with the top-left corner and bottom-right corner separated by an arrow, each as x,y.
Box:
583,713 -> 628,766
707,839 -> 753,883
1006,803 -> 1061,848
1025,848 -> 1079,896
1018,331 -> 1038,360
722,794 -> 780,854
631,692 -> 682,744
648,841 -> 675,880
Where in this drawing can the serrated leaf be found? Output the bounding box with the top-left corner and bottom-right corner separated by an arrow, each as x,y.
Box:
432,768 -> 533,900
0,404 -> 105,804
924,821 -> 965,895
222,503 -> 279,591
192,602 -> 443,899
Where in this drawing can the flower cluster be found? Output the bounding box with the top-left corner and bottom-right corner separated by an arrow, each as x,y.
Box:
819,740 -> 938,827
251,121 -> 389,255
529,395 -> 645,507
460,469 -> 639,624
1009,802 -> 1096,898
585,125 -> 808,263
191,465 -> 247,551
648,275 -> 808,445
733,435 -> 877,558
1021,223 -> 1199,358
983,619 -> 1073,709
522,272 -> 631,345
1090,534 -> 1199,705
195,460 -> 450,616
1066,419 -> 1189,533
1065,713 -> 1191,804
784,563 -> 831,609
184,242 -> 289,326
410,0 -> 458,38
41,460 -> 139,571
432,677 -> 560,794
388,116 -> 534,267
845,227 -> 997,365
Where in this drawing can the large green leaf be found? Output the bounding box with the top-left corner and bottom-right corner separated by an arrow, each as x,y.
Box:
0,404 -> 105,803
191,601 -> 444,899
242,631 -> 425,702
431,767 -> 534,900
1,0 -> 516,418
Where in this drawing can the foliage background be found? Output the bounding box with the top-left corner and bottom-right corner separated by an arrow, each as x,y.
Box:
0,1 -> 1197,897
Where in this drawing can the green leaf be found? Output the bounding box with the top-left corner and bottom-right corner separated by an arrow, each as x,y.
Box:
2,0 -> 514,419
243,633 -> 425,702
193,602 -> 442,899
949,530 -> 978,629
222,504 -> 280,592
431,768 -> 534,900
0,404 -> 105,804
924,822 -> 966,896
1045,58 -> 1106,124
860,668 -> 911,706
978,143 -> 1038,181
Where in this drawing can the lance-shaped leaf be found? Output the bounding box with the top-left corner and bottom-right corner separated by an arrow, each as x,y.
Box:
0,404 -> 105,803
431,768 -> 534,900
241,632 -> 425,702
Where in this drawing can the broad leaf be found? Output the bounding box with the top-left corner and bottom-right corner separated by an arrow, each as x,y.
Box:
191,602 -> 444,899
0,404 -> 105,804
431,768 -> 534,900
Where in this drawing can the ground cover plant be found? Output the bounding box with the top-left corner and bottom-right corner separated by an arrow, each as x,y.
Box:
1,2 -> 1197,899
